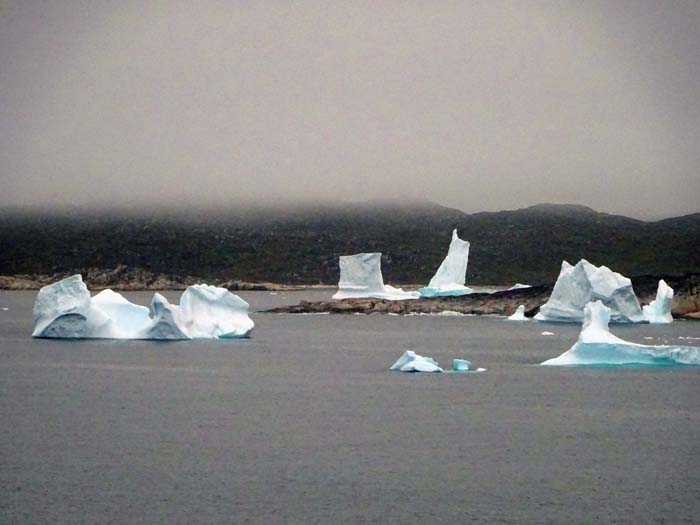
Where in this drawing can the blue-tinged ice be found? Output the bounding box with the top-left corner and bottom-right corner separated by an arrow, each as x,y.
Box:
535,259 -> 645,323
140,293 -> 190,340
452,359 -> 472,371
31,275 -> 254,340
92,289 -> 152,336
541,301 -> 700,366
332,253 -> 419,300
389,350 -> 443,373
506,305 -> 528,321
418,230 -> 473,297
642,279 -> 674,324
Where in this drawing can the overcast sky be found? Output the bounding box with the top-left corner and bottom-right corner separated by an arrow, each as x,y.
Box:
1,1 -> 699,218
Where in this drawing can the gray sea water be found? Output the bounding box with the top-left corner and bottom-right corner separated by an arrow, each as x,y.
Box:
1,290 -> 699,524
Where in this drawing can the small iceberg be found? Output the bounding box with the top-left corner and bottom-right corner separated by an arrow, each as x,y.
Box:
31,275 -> 254,340
418,230 -> 473,297
541,331 -> 555,336
535,259 -> 645,323
452,359 -> 471,371
389,351 -> 484,373
508,283 -> 531,291
642,279 -> 674,324
389,350 -> 443,373
332,253 -> 419,300
541,301 -> 700,366
506,305 -> 528,321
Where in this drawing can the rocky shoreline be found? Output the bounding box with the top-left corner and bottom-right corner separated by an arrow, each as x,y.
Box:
266,273 -> 700,320
0,265 -> 302,292
2,267 -> 699,319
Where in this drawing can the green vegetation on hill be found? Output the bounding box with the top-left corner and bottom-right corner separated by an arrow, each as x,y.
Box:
1,202 -> 698,285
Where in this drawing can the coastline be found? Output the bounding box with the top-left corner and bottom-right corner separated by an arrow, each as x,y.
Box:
3,269 -> 698,319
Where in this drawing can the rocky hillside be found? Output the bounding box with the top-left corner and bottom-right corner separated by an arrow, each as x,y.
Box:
1,202 -> 698,286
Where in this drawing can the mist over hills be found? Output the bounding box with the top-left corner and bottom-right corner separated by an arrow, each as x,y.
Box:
1,202 -> 698,285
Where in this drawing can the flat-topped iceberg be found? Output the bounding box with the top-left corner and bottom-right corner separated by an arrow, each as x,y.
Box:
418,230 -> 473,297
32,275 -> 254,340
506,305 -> 528,321
535,259 -> 645,323
390,350 -> 443,372
642,279 -> 674,324
332,252 -> 419,300
541,301 -> 700,366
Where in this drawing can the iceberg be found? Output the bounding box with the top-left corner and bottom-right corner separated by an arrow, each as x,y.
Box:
506,305 -> 528,321
452,358 -> 472,371
534,259 -> 645,323
389,350 -> 443,373
642,279 -> 674,324
541,301 -> 700,366
177,284 -> 254,338
332,253 -> 419,300
508,283 -> 531,290
32,275 -> 254,340
389,352 -> 484,373
418,230 -> 473,297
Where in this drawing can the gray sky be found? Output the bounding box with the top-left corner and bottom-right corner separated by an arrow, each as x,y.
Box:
1,1 -> 699,218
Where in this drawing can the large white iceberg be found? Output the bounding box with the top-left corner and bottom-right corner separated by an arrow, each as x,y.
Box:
332,253 -> 419,300
535,259 -> 645,323
506,305 -> 528,321
389,350 -> 443,372
541,301 -> 700,366
642,279 -> 674,324
32,275 -> 254,340
418,229 -> 473,297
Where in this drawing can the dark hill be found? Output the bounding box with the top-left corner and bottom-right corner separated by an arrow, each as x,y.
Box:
0,202 -> 698,285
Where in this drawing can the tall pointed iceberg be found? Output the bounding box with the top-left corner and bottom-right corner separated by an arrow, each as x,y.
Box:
541,301 -> 699,366
418,229 -> 473,298
642,279 -> 674,324
332,253 -> 419,300
534,259 -> 645,323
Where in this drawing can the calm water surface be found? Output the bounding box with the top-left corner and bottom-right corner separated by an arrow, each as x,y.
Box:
1,290 -> 699,523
